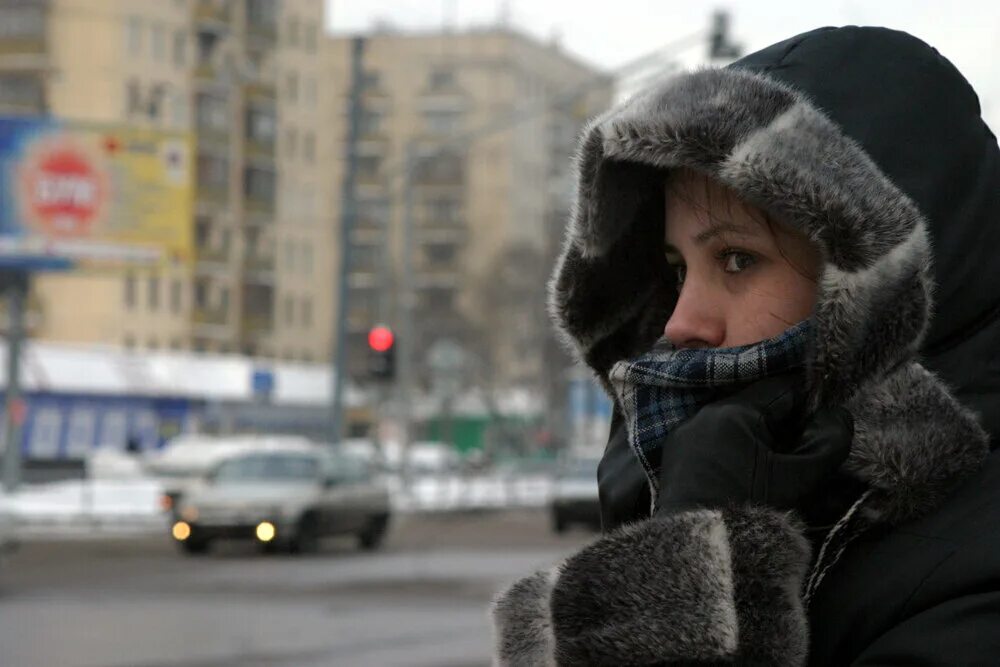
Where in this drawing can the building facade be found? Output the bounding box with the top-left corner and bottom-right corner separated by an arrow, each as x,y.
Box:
325,28 -> 611,396
0,0 -> 332,362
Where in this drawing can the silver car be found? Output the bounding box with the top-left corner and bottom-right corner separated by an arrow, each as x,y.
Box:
171,447 -> 391,555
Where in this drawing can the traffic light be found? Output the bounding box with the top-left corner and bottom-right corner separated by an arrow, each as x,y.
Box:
367,325 -> 396,381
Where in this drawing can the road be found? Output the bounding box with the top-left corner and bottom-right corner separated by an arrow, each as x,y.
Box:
0,510 -> 594,667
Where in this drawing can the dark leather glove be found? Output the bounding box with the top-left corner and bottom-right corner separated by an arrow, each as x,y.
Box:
655,374 -> 854,517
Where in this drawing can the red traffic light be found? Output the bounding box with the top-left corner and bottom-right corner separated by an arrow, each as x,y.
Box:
368,325 -> 394,352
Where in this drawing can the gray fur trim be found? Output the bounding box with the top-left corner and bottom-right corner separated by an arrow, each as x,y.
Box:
724,506 -> 812,665
549,65 -> 986,524
491,508 -> 812,665
491,569 -> 558,667
846,362 -> 990,524
551,67 -> 932,404
550,510 -> 738,664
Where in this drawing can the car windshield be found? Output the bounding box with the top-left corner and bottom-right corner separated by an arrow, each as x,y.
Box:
213,452 -> 319,484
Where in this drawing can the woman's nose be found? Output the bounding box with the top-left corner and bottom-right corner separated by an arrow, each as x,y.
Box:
664,283 -> 726,349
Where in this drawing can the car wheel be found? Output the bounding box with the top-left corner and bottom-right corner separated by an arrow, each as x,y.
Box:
357,514 -> 389,551
290,512 -> 322,554
179,535 -> 211,556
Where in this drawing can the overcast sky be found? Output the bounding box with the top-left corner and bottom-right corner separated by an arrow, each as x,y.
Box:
326,0 -> 1000,129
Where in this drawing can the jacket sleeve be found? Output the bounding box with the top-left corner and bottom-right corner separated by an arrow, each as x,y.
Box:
491,506 -> 812,666
850,533 -> 1000,665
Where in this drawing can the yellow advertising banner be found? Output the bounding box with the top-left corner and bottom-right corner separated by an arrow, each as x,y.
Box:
0,117 -> 194,269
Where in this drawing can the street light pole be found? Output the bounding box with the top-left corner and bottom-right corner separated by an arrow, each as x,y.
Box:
331,36 -> 366,446
1,271 -> 28,493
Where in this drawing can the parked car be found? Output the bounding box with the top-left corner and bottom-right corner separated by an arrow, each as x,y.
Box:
550,456 -> 602,533
170,446 -> 391,555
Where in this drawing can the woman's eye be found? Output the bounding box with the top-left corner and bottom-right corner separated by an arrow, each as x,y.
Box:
721,251 -> 755,273
673,265 -> 687,285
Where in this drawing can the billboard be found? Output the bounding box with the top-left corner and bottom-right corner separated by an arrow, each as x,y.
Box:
0,117 -> 193,269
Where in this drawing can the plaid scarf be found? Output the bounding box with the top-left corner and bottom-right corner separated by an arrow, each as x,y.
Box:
608,320 -> 812,494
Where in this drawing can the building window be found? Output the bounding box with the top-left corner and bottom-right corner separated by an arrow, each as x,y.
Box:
195,217 -> 211,247
360,110 -> 383,136
423,109 -> 462,135
357,155 -> 382,180
0,74 -> 42,110
148,276 -> 160,311
284,126 -> 298,160
425,242 -> 457,265
285,71 -> 299,103
429,67 -> 455,90
423,197 -> 461,225
303,21 -> 318,53
196,92 -> 228,131
284,295 -> 295,325
347,287 -> 377,328
172,30 -> 187,68
169,92 -> 188,128
196,29 -> 219,65
151,23 -> 167,62
244,167 -> 276,203
124,272 -> 136,309
286,16 -> 300,47
302,131 -> 315,163
246,0 -> 277,29
171,279 -> 183,314
197,153 -> 229,191
302,242 -> 313,274
361,70 -> 380,91
0,5 -> 45,40
126,16 -> 142,57
303,76 -> 317,107
301,298 -> 312,328
194,279 -> 208,309
246,104 -> 276,145
357,198 -> 390,229
219,287 -> 229,314
422,287 -> 455,311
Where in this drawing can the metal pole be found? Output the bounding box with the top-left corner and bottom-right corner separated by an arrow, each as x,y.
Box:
331,36 -> 366,445
398,141 -> 417,483
2,271 -> 28,493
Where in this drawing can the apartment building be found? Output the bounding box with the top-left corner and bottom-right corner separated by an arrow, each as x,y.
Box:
325,28 -> 611,392
0,0 -> 332,362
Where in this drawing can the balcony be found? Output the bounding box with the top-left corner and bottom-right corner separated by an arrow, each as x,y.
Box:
246,0 -> 278,44
243,251 -> 275,285
195,0 -> 231,27
0,3 -> 48,64
244,136 -> 274,165
241,282 -> 274,340
193,306 -> 229,326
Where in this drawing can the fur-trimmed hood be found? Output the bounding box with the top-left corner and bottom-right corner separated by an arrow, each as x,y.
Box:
548,26 -> 997,527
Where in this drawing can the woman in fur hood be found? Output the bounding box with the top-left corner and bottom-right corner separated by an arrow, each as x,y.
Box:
492,26 -> 1000,666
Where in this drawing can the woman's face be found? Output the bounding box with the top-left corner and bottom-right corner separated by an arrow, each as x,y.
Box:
663,172 -> 821,349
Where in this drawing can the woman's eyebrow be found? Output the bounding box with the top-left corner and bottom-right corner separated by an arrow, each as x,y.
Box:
693,221 -> 758,244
